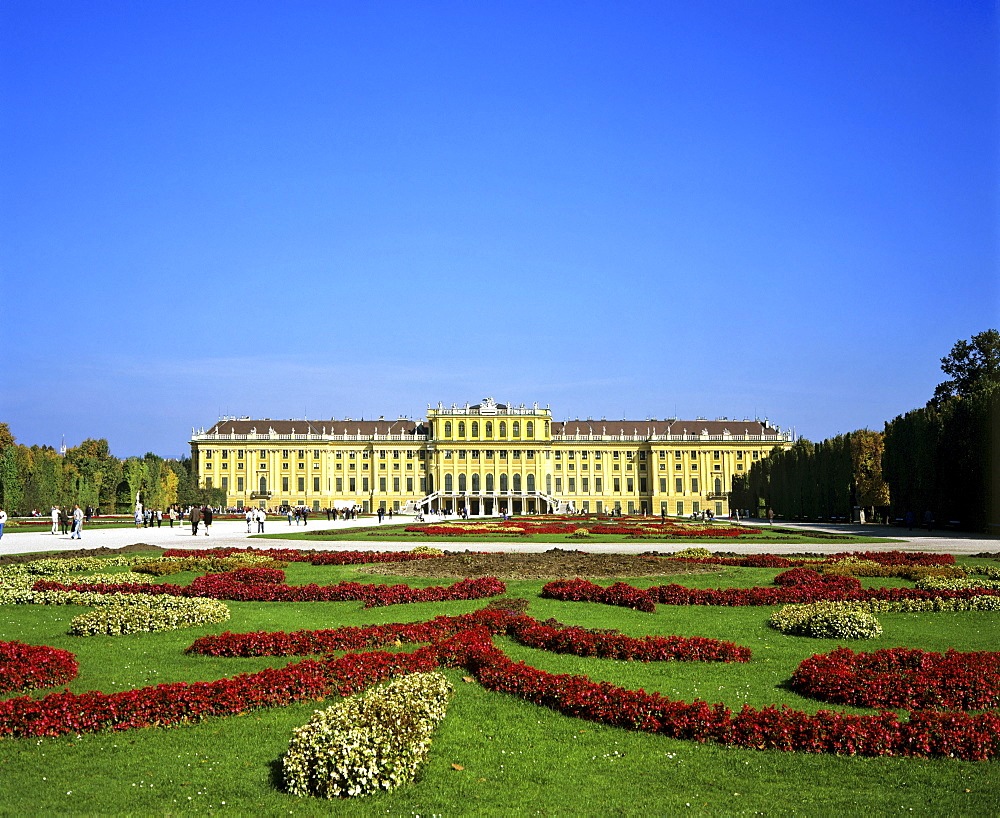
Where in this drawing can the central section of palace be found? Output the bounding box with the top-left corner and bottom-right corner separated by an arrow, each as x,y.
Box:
190,399 -> 793,516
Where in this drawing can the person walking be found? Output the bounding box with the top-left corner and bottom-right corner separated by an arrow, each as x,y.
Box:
255,507 -> 266,533
71,504 -> 84,539
168,506 -> 178,528
0,507 -> 7,539
51,506 -> 60,534
245,508 -> 254,533
190,505 -> 201,535
203,506 -> 213,536
767,508 -> 775,526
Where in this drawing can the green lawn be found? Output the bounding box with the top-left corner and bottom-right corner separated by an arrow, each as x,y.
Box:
0,554 -> 996,815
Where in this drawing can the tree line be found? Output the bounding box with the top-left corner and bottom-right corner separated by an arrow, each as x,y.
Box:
0,427 -> 225,515
730,330 -> 998,531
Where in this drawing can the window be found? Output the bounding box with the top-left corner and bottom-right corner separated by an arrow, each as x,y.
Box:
675,463 -> 682,471
690,451 -> 697,458
350,477 -> 357,492
282,477 -> 289,491
691,478 -> 699,493
639,477 -> 647,492
393,477 -> 400,492
527,474 -> 535,491
675,450 -> 681,459
380,477 -> 387,491
458,422 -> 465,437
486,473 -> 494,491
660,478 -> 667,493
298,477 -> 305,491
313,477 -> 320,491
221,477 -> 228,490
555,477 -> 562,492
499,421 -> 507,438
692,501 -> 700,513
205,450 -> 213,458
486,421 -> 493,437
676,501 -> 684,515
406,477 -> 413,492
581,477 -> 588,492
445,474 -> 453,491
445,421 -> 452,437
595,477 -> 602,492
313,450 -> 320,459
512,421 -> 520,437
613,477 -> 621,491
526,421 -> 534,437
205,477 -> 213,488
627,478 -> 634,492
361,477 -> 368,491
298,450 -> 305,458
237,477 -> 244,491
513,474 -> 521,491
713,450 -> 720,459
500,473 -> 508,491
237,450 -> 244,459
714,477 -> 722,494
458,474 -> 466,491
568,477 -> 575,492
336,478 -> 343,492
594,452 -> 601,460
472,421 -> 479,437
675,477 -> 683,493
472,474 -> 480,491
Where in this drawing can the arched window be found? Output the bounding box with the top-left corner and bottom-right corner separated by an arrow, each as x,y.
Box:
472,421 -> 479,437
458,422 -> 466,437
512,421 -> 520,438
500,473 -> 509,491
458,474 -> 467,491
444,474 -> 453,491
444,421 -> 452,437
486,421 -> 493,437
512,474 -> 521,491
546,474 -> 552,494
260,477 -> 267,493
426,475 -> 434,492
499,421 -> 507,438
526,474 -> 535,491
472,473 -> 480,491
526,421 -> 534,438
486,473 -> 494,491
544,421 -> 550,436
714,477 -> 722,494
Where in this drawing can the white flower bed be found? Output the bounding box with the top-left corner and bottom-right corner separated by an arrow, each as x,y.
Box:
283,671 -> 454,799
69,597 -> 230,636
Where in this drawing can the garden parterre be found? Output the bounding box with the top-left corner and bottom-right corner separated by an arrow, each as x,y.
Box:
1,546 -> 1000,811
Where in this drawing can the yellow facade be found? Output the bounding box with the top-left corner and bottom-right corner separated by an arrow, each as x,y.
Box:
190,398 -> 793,515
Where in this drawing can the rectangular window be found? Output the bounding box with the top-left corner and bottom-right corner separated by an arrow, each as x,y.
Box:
555,478 -> 563,492
297,477 -> 305,492
692,501 -> 701,513
660,478 -> 667,493
362,477 -> 368,491
595,478 -> 602,492
675,477 -> 683,493
639,477 -> 647,492
627,478 -> 634,492
221,477 -> 228,490
613,477 -> 621,491
282,462 -> 289,470
582,477 -> 589,492
393,477 -> 400,492
406,477 -> 413,492
237,477 -> 244,491
336,478 -> 343,492
568,478 -> 576,492
713,450 -> 720,459
380,477 -> 387,492
691,478 -> 699,493
349,477 -> 357,492
313,477 -> 320,492
715,501 -> 724,515
675,451 -> 681,459
205,477 -> 213,488
282,477 -> 289,491
676,501 -> 684,515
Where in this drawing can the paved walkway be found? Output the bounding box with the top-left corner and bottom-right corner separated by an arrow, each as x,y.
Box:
1,516 -> 997,557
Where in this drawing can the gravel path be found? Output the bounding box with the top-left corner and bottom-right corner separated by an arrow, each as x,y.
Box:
1,516 -> 996,557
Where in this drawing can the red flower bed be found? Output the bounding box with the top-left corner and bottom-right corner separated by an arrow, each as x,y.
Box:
0,641 -> 78,694
541,578 -> 1000,612
186,609 -> 750,664
791,648 -> 1000,711
33,574 -> 506,608
162,547 -> 442,566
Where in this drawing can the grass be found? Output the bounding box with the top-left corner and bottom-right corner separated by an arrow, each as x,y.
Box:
0,554 -> 998,815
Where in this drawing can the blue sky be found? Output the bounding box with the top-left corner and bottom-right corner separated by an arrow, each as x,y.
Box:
2,1 -> 996,458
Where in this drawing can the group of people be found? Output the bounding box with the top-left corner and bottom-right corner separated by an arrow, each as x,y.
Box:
245,507 -> 267,533
45,505 -> 85,538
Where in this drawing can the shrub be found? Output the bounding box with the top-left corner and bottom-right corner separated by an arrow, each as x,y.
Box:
914,576 -> 1000,592
69,597 -> 231,636
672,547 -> 713,559
282,671 -> 453,798
769,601 -> 883,638
409,545 -> 444,556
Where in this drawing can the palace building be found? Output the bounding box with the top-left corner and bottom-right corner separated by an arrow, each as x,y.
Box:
189,398 -> 794,516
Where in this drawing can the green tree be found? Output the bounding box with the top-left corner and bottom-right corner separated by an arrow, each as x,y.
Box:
933,329 -> 1000,403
